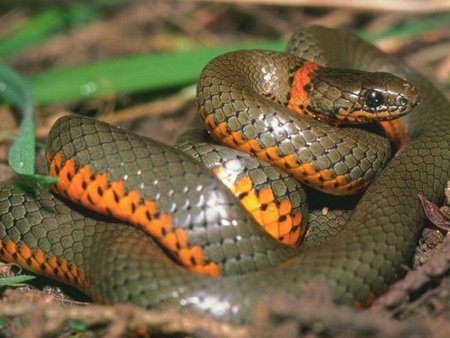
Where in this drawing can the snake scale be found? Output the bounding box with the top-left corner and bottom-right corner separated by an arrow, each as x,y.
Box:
0,26 -> 449,323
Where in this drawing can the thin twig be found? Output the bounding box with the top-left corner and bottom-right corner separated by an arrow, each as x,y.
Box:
0,302 -> 249,338
188,0 -> 450,13
98,85 -> 196,124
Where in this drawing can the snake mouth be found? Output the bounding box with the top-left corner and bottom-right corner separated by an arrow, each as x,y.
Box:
335,108 -> 411,124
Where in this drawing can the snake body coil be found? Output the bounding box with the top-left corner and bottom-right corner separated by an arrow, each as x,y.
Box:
0,26 -> 449,323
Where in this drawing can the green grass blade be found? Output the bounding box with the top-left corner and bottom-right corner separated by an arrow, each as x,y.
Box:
0,7 -> 99,59
0,9 -> 66,58
359,12 -> 450,41
27,40 -> 285,105
0,274 -> 36,286
0,64 -> 35,174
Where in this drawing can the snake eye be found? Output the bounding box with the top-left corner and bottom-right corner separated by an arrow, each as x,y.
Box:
365,89 -> 384,108
399,97 -> 408,106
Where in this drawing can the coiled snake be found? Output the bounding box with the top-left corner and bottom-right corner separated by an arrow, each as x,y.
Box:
0,26 -> 449,323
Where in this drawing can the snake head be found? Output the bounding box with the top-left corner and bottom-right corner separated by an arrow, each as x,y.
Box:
289,66 -> 420,124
